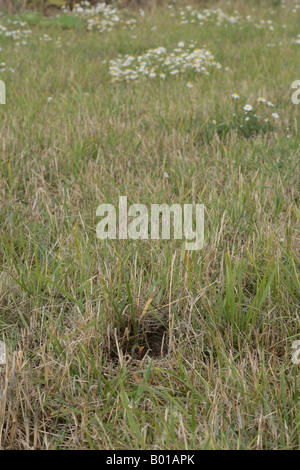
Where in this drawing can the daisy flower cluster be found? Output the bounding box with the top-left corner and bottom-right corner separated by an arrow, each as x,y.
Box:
39,33 -> 53,42
208,94 -> 280,140
169,5 -> 241,27
168,4 -> 283,33
0,61 -> 14,73
109,42 -> 223,83
289,0 -> 300,12
231,94 -> 278,120
69,2 -> 137,34
0,20 -> 32,44
212,93 -> 280,138
291,34 -> 300,45
252,18 -> 276,32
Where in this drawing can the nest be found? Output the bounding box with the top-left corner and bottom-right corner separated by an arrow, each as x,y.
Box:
108,299 -> 170,361
137,304 -> 169,357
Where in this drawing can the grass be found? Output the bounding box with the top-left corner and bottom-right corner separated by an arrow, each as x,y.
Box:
0,0 -> 299,450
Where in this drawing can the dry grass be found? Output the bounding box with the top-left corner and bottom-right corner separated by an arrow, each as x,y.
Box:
0,0 -> 299,449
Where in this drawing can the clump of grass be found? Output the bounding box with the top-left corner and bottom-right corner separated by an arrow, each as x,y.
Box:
43,15 -> 83,29
8,11 -> 43,25
204,96 -> 278,141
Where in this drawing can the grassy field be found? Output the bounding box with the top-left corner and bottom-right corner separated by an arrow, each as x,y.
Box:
0,0 -> 299,450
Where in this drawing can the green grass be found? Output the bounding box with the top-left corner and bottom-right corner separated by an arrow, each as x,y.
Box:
0,0 -> 299,450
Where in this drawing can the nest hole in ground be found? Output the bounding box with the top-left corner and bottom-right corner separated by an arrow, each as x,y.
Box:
109,304 -> 170,361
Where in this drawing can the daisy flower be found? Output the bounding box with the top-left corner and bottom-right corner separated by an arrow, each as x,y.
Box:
243,104 -> 253,111
187,81 -> 193,88
271,113 -> 279,119
231,93 -> 240,99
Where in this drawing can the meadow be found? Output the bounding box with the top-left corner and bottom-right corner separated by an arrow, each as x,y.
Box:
0,0 -> 299,450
